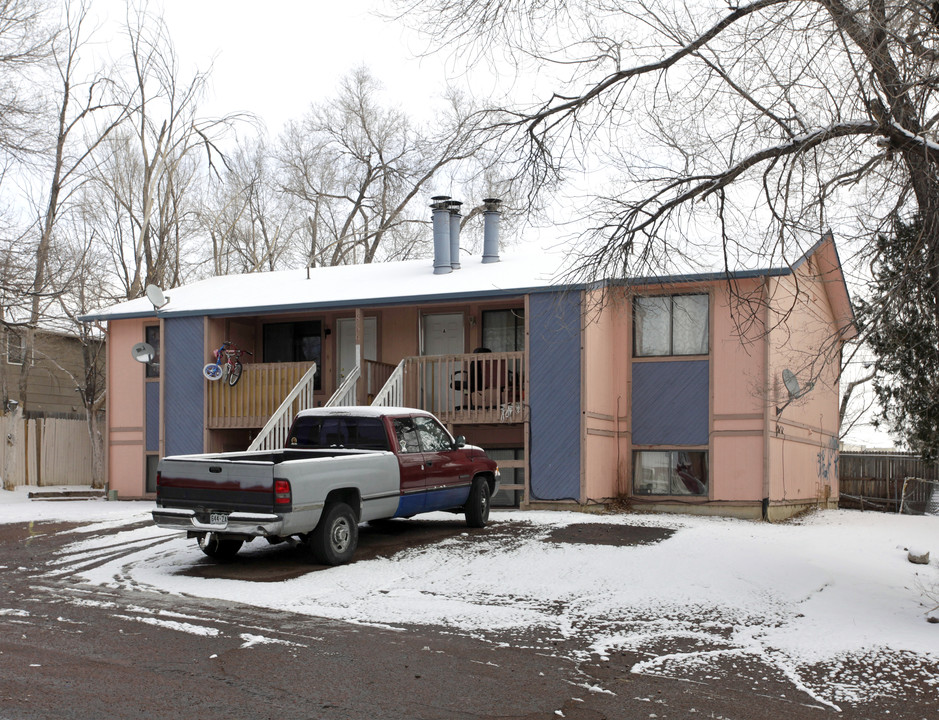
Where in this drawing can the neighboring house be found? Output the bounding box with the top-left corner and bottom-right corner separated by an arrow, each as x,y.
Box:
0,326 -> 96,416
0,326 -> 104,488
82,202 -> 856,520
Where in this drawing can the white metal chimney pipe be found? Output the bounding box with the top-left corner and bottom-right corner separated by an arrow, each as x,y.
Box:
448,200 -> 462,270
430,195 -> 452,274
482,198 -> 502,264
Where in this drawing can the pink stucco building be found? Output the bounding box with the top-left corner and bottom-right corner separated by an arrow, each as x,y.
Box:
85,229 -> 855,521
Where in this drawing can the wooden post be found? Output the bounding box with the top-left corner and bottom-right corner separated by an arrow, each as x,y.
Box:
35,418 -> 42,487
355,308 -> 366,405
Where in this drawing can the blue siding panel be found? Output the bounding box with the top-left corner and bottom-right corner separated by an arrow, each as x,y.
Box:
145,383 -> 159,452
163,317 -> 205,456
529,292 -> 581,500
632,360 -> 709,446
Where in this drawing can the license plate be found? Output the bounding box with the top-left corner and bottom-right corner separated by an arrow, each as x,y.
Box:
209,512 -> 228,526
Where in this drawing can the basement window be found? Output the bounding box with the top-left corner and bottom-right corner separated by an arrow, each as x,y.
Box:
633,450 -> 708,496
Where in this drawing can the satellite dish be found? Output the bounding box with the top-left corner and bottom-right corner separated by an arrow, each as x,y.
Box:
145,284 -> 169,309
777,369 -> 815,415
131,342 -> 155,364
782,368 -> 802,398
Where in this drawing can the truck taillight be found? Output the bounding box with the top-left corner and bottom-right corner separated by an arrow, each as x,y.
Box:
155,471 -> 162,487
274,479 -> 291,505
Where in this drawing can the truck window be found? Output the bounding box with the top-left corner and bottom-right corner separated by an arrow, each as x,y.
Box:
413,416 -> 453,452
392,418 -> 421,454
287,416 -> 390,450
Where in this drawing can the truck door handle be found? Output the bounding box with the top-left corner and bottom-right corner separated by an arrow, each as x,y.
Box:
209,466 -> 222,474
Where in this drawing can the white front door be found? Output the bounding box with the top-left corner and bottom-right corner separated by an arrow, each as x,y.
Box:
422,313 -> 464,356
421,313 -> 464,412
336,317 -> 377,383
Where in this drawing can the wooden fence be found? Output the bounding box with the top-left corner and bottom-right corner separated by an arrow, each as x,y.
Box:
0,415 -> 96,488
839,451 -> 939,513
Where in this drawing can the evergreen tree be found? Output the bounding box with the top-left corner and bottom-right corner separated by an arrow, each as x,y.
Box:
858,218 -> 939,458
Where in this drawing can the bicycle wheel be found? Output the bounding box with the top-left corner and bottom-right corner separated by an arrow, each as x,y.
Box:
227,361 -> 243,387
203,363 -> 223,381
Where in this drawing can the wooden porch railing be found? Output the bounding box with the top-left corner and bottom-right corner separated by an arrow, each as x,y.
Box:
399,351 -> 527,424
372,360 -> 405,407
246,362 -> 318,451
208,352 -> 525,440
207,361 -> 316,430
325,364 -> 360,407
364,359 -> 397,401
324,355 -> 396,408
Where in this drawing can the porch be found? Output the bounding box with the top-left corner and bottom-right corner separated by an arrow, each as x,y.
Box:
205,348 -> 529,507
205,351 -> 528,430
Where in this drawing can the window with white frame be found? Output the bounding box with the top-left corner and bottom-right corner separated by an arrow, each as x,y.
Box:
633,450 -> 708,496
634,294 -> 709,357
6,332 -> 26,365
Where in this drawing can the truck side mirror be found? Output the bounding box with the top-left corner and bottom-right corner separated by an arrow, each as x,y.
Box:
454,435 -> 466,449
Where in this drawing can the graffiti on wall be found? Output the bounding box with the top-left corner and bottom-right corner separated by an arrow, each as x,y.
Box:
817,435 -> 839,481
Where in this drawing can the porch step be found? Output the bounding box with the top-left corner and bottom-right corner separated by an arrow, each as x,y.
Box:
27,487 -> 106,501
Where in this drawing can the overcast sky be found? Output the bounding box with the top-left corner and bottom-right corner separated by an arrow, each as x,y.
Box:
152,0 -> 452,135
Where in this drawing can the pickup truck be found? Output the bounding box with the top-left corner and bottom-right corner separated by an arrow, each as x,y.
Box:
152,407 -> 500,565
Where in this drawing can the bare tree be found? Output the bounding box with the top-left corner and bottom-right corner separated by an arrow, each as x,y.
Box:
199,136 -> 301,275
0,0 -> 125,489
278,67 -> 487,266
47,204 -> 109,486
394,0 -> 935,271
0,0 -> 56,167
17,0 -> 125,405
90,4 -> 239,299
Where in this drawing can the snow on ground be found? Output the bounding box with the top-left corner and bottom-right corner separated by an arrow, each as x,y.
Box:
3,486 -> 938,707
0,486 -> 151,527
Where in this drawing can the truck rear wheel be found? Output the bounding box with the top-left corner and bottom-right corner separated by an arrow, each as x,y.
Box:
197,533 -> 243,562
465,477 -> 490,528
309,502 -> 358,566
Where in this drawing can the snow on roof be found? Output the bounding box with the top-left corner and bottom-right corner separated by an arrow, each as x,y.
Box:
81,253 -> 571,321
81,239 -> 845,322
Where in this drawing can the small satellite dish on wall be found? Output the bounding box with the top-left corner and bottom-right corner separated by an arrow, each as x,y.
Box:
145,284 -> 169,310
782,368 -> 803,398
777,368 -> 815,415
131,342 -> 155,364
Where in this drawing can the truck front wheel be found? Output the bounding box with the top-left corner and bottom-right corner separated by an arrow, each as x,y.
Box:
465,477 -> 491,528
197,533 -> 243,562
309,502 -> 358,566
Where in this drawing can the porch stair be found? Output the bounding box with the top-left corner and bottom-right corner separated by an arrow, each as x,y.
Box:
240,348 -> 526,453
246,362 -> 318,452
371,360 -> 405,407
324,364 -> 361,407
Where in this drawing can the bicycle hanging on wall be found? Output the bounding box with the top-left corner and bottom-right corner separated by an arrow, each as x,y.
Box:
203,341 -> 253,387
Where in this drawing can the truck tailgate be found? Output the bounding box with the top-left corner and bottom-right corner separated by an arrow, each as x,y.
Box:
157,457 -> 276,514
